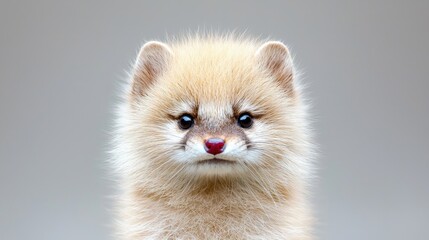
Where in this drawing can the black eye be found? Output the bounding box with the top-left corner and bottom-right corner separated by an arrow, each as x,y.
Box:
178,114 -> 194,130
238,113 -> 253,128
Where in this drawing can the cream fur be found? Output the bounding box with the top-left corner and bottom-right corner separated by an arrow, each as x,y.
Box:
112,34 -> 314,239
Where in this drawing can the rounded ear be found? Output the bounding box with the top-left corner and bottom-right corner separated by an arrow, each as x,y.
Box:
256,41 -> 295,96
131,41 -> 172,98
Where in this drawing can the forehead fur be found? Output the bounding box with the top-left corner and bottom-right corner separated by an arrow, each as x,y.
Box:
142,36 -> 290,118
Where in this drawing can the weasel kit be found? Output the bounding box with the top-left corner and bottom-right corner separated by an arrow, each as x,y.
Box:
112,34 -> 314,239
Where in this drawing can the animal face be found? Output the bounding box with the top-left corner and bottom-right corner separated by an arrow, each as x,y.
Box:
123,37 -> 304,178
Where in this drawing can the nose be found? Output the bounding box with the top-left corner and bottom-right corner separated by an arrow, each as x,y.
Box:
204,138 -> 225,155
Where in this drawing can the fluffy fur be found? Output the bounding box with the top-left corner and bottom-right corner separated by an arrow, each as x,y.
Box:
112,34 -> 314,239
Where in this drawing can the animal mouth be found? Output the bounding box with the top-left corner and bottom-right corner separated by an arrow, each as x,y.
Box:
197,158 -> 235,164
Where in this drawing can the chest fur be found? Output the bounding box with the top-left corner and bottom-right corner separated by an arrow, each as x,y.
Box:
120,185 -> 309,239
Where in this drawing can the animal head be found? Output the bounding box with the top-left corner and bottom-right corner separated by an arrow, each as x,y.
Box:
116,36 -> 310,181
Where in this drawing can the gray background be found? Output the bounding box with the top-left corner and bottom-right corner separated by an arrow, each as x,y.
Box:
1,1 -> 428,239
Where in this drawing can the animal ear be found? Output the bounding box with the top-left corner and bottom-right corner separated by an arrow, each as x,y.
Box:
131,41 -> 172,98
256,41 -> 295,96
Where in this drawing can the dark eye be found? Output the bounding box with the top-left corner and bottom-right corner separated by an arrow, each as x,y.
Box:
238,113 -> 253,128
178,114 -> 194,130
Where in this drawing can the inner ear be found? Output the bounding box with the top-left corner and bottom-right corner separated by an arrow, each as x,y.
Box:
256,41 -> 295,96
131,41 -> 172,99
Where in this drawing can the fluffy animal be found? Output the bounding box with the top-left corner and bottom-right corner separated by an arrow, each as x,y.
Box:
112,34 -> 314,239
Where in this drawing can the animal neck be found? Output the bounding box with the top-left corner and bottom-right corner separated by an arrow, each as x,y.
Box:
135,173 -> 292,209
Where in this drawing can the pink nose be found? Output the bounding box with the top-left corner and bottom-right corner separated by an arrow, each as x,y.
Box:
204,138 -> 225,155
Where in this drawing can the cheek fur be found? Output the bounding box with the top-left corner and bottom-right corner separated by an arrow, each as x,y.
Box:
161,121 -> 189,150
244,121 -> 290,164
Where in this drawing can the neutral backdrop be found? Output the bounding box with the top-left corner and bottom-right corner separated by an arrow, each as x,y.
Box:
1,1 -> 428,240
